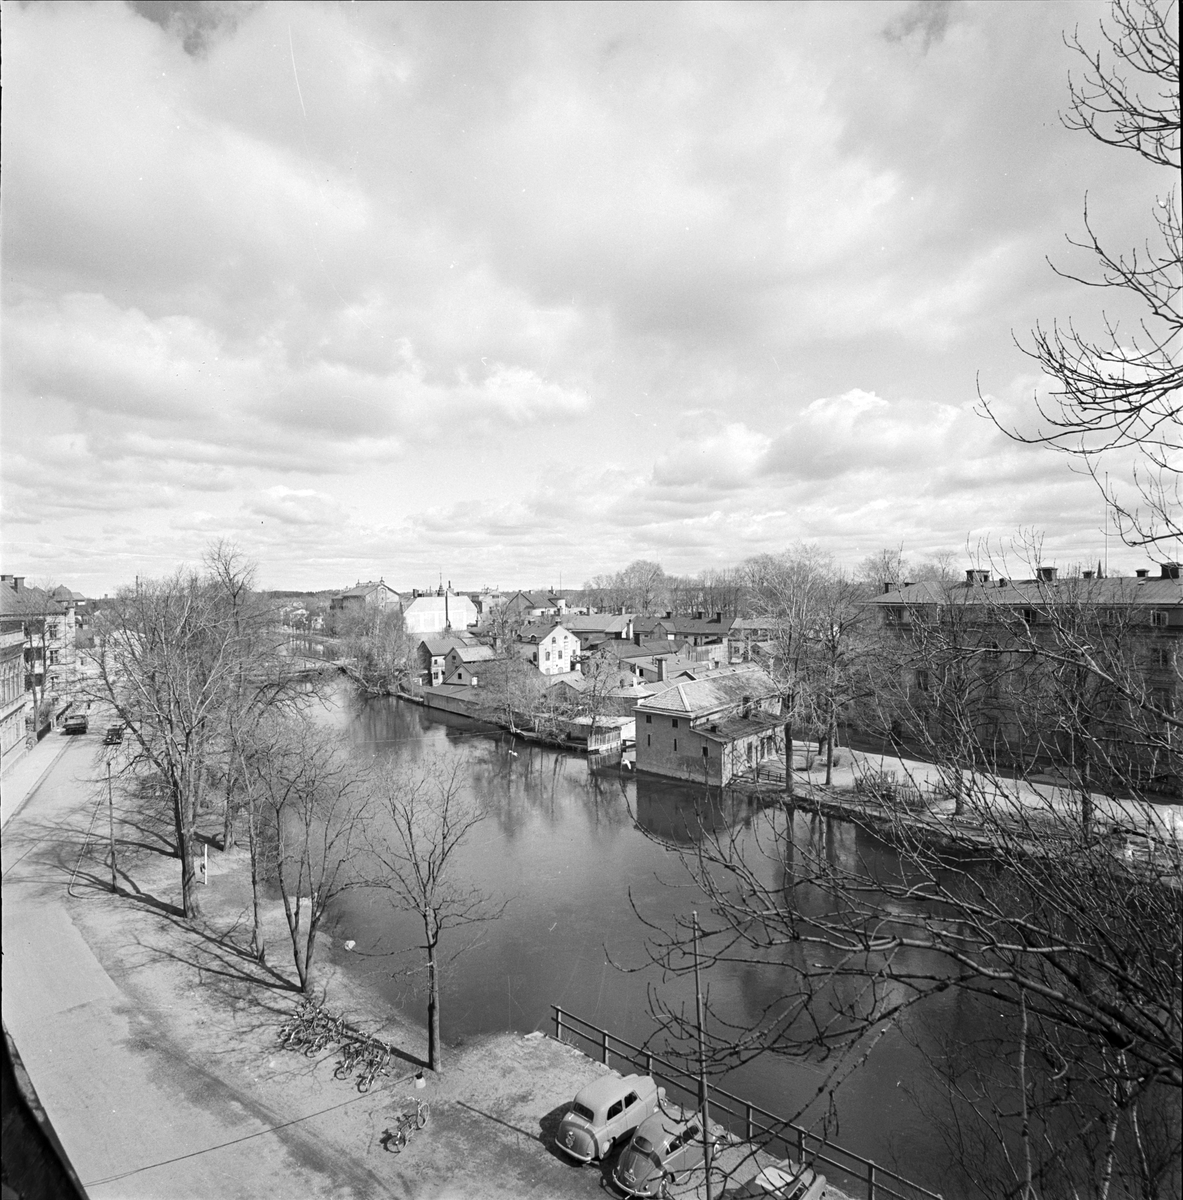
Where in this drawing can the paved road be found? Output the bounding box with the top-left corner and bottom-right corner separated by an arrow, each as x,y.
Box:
2,735 -> 362,1200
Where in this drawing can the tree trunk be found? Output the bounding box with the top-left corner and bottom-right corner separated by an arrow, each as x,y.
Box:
426,935 -> 442,1072
824,710 -> 835,786
784,718 -> 793,797
245,796 -> 265,962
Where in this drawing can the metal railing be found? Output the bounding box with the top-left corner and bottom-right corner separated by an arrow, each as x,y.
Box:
552,1005 -> 942,1200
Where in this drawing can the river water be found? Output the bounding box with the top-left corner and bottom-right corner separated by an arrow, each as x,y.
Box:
319,690 -> 967,1196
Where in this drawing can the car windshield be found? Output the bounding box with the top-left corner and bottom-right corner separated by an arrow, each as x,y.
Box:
571,1103 -> 595,1122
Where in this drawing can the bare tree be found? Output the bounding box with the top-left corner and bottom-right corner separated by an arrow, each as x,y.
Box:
335,603 -> 412,696
365,758 -> 506,1072
86,547 -> 303,917
241,713 -> 370,989
983,0 -> 1181,548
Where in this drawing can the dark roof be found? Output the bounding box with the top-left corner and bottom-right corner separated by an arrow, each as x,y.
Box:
518,620 -> 570,642
700,712 -> 785,743
419,636 -> 468,656
0,582 -> 67,619
871,574 -> 1183,608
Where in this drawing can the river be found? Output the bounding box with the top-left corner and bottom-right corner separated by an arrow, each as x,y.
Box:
318,689 -> 976,1197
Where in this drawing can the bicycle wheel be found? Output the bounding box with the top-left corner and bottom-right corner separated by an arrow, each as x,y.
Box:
416,1104 -> 428,1129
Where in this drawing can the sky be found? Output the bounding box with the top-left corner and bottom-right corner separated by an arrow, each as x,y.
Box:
1,0 -> 1172,595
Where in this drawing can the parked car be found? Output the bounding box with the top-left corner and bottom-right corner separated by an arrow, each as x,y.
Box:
103,723 -> 125,745
63,713 -> 88,735
736,1162 -> 826,1200
555,1073 -> 661,1164
612,1107 -> 707,1196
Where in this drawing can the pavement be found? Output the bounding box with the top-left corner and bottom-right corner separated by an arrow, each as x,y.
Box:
1,730 -> 853,1200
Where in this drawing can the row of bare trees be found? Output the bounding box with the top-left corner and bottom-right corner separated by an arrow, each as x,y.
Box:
86,544 -> 498,1072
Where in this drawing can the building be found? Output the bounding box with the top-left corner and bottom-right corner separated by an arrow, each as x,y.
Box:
503,591 -> 566,621
634,663 -> 783,785
403,589 -> 479,636
0,576 -> 77,768
563,612 -> 635,649
0,620 -> 28,773
515,622 -> 578,675
634,611 -> 736,649
443,642 -> 496,684
869,563 -> 1183,792
329,580 -> 401,618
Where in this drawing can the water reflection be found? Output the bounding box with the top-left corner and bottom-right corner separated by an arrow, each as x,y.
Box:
320,691 -> 964,1197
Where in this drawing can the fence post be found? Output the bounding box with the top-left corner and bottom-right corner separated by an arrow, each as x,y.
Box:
745,1104 -> 753,1141
555,1006 -> 563,1042
796,1127 -> 805,1163
645,1052 -> 653,1075
602,1027 -> 610,1066
868,1162 -> 876,1200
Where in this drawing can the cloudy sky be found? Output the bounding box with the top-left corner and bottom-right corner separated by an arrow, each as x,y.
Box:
1,0 -> 1167,594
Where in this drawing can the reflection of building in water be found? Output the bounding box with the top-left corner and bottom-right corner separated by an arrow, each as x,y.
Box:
634,663 -> 783,784
633,773 -> 756,844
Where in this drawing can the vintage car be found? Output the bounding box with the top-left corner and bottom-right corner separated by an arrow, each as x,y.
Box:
63,713 -> 88,735
555,1073 -> 661,1164
612,1107 -> 707,1196
103,723 -> 125,745
736,1161 -> 826,1200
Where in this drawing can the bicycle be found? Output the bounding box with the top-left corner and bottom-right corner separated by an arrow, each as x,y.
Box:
357,1046 -> 389,1093
334,1039 -> 366,1080
380,1098 -> 429,1153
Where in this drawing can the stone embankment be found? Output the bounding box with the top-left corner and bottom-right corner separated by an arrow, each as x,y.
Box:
3,732 -> 855,1200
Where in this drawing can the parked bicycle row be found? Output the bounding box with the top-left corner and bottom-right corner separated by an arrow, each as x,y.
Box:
276,1000 -> 395,1092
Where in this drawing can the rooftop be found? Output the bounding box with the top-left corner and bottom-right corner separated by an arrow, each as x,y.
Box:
637,663 -> 779,716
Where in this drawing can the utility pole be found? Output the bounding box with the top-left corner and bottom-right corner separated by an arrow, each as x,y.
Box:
107,761 -> 117,892
693,911 -> 713,1200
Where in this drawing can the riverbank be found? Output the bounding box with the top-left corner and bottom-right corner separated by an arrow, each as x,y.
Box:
2,730 -> 858,1199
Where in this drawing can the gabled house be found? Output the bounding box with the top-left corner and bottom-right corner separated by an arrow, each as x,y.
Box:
634,663 -> 783,785
329,579 -> 401,617
515,622 -> 577,675
443,642 -> 496,683
634,610 -> 736,647
417,635 -> 477,687
503,591 -> 566,621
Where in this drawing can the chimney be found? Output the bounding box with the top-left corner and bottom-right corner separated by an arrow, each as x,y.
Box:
1082,570 -> 1094,580
881,581 -> 897,594
1161,562 -> 1181,580
998,578 -> 1008,588
1135,568 -> 1150,579
633,629 -> 642,646
1036,566 -> 1058,582
694,610 -> 705,621
966,569 -> 990,584
713,611 -> 722,622
656,658 -> 666,683
13,577 -> 24,591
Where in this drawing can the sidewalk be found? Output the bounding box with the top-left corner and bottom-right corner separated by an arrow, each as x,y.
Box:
0,729 -> 74,829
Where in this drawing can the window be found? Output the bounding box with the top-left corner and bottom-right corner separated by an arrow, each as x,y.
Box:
48,650 -> 59,666
916,669 -> 930,692
702,746 -> 709,758
557,650 -> 563,660
672,718 -> 679,728
645,714 -> 652,724
1151,610 -> 1168,627
647,734 -> 651,746
673,739 -> 678,751
607,1100 -> 623,1120
1156,646 -> 1173,668
545,651 -> 551,661
623,1092 -> 638,1109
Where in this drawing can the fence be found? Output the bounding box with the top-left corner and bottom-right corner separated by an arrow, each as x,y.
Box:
552,1005 -> 942,1200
